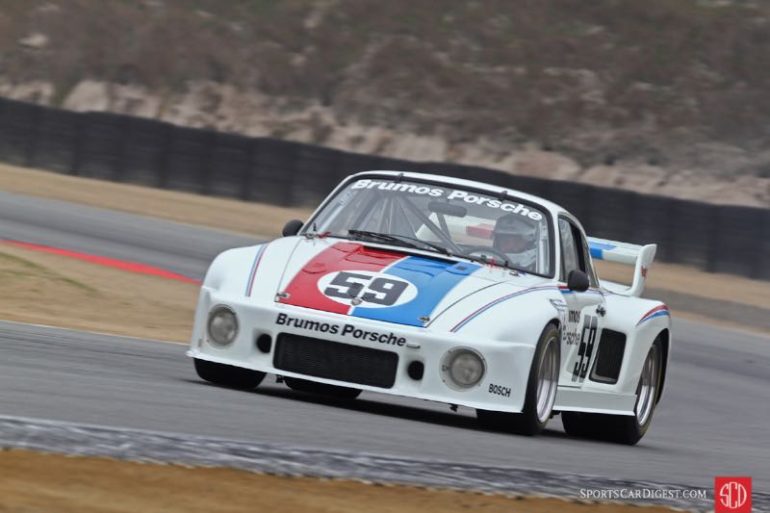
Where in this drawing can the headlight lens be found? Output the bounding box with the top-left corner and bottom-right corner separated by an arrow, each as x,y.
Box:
207,306 -> 238,345
447,349 -> 485,388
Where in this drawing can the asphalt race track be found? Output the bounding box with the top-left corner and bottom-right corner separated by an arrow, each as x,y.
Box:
1,191 -> 769,501
0,191 -> 257,280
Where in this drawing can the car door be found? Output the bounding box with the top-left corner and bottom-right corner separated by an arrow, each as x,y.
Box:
556,216 -> 606,388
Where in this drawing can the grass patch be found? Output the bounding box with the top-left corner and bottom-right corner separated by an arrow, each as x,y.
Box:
0,243 -> 197,342
0,251 -> 97,294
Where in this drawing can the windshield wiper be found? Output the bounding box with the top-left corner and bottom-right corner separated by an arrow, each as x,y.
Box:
347,229 -> 421,249
387,233 -> 454,255
460,253 -> 514,270
347,230 -> 519,270
347,230 -> 451,255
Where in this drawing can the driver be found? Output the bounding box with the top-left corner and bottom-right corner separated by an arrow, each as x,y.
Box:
492,213 -> 538,271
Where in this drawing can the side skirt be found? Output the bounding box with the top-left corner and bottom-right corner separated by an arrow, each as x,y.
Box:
554,387 -> 636,416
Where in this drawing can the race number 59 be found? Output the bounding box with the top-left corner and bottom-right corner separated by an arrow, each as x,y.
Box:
572,315 -> 598,382
319,271 -> 417,308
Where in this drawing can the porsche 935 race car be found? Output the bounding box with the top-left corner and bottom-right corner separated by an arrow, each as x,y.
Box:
188,171 -> 671,444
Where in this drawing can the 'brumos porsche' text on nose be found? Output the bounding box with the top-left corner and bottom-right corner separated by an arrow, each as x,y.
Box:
276,313 -> 407,346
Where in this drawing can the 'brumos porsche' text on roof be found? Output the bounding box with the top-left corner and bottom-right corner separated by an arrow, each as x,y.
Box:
351,178 -> 543,221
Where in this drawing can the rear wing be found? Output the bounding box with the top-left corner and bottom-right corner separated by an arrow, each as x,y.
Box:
588,237 -> 657,297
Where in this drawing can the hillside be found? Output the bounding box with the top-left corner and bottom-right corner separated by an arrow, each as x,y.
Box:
1,0 -> 769,206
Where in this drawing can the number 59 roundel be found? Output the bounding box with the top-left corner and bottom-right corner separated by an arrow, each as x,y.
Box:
319,271 -> 417,308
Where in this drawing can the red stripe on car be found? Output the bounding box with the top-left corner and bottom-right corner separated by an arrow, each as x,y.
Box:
278,242 -> 404,314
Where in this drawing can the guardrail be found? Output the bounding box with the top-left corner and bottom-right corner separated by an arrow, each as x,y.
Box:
1,96 -> 768,280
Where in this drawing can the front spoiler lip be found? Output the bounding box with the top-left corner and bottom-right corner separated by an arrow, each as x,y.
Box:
188,343 -> 637,416
186,349 -> 525,413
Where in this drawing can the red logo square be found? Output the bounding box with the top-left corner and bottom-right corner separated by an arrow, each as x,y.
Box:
715,476 -> 752,513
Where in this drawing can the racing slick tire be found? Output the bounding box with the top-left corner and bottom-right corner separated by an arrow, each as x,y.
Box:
194,359 -> 265,390
284,377 -> 362,400
561,339 -> 663,445
476,323 -> 560,436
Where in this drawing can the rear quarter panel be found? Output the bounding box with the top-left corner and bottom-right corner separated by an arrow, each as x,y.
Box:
598,293 -> 671,399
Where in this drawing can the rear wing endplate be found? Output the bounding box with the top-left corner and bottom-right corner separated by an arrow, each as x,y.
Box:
588,237 -> 657,297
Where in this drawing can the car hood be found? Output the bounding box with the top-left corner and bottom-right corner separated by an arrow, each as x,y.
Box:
272,237 -> 543,327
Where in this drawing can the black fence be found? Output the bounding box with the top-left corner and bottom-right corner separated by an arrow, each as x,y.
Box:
1,96 -> 768,280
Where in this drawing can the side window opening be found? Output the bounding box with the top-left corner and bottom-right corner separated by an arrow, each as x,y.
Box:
559,217 -> 599,288
558,218 -> 580,281
571,223 -> 588,273
574,226 -> 600,288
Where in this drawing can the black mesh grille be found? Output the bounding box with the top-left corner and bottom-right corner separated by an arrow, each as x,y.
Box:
590,329 -> 626,384
274,333 -> 398,388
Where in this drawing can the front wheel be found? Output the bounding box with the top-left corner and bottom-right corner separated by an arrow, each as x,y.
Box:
562,339 -> 662,445
194,359 -> 265,390
476,323 -> 560,436
284,377 -> 362,400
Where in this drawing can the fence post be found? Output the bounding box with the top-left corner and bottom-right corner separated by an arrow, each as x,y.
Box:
758,209 -> 770,280
157,122 -> 173,189
24,103 -> 43,167
69,111 -> 87,176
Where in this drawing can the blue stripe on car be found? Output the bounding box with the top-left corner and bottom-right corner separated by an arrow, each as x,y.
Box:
351,257 -> 480,326
588,241 -> 616,260
639,310 -> 670,324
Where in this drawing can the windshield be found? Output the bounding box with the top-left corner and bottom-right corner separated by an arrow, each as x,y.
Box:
307,177 -> 553,277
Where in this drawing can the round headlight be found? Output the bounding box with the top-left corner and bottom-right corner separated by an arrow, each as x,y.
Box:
207,306 -> 238,345
444,349 -> 485,388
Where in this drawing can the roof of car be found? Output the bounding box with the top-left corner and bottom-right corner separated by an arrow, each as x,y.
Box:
350,170 -> 570,218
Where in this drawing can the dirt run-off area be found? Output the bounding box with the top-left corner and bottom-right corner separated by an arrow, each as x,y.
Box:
0,449 -> 680,513
0,242 -> 197,342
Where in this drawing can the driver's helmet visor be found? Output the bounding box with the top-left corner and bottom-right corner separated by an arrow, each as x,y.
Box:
494,233 -> 530,254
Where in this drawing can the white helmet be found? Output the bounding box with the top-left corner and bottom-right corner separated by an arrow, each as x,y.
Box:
493,214 -> 537,270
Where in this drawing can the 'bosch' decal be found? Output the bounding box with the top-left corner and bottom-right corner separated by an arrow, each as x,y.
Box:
488,383 -> 511,397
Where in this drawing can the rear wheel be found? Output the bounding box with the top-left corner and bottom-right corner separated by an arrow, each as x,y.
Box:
562,339 -> 662,445
194,359 -> 265,390
476,323 -> 560,436
284,377 -> 362,400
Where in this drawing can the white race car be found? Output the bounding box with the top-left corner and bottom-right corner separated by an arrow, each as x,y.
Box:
188,171 -> 671,444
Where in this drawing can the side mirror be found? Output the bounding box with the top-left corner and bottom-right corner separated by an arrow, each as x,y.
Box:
567,270 -> 590,292
282,219 -> 304,237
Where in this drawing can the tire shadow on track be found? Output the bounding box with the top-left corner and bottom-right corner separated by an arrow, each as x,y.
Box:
184,378 -> 480,430
181,377 -> 672,448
